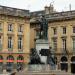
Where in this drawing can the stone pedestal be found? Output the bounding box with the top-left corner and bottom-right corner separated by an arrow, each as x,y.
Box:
36,39 -> 49,64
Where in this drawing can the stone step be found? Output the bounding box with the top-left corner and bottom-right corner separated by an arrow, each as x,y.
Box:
15,70 -> 71,75
16,73 -> 71,75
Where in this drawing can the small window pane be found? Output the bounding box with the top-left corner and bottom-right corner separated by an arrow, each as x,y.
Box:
63,27 -> 66,34
8,24 -> 13,31
53,28 -> 57,35
73,27 -> 75,33
18,25 -> 23,32
73,39 -> 75,51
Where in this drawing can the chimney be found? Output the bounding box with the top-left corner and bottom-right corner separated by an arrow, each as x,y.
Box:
45,6 -> 50,14
49,4 -> 54,13
45,4 -> 54,14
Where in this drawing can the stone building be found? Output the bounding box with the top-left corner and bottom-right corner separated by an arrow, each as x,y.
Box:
0,4 -> 75,74
30,5 -> 75,73
0,5 -> 30,72
48,10 -> 75,73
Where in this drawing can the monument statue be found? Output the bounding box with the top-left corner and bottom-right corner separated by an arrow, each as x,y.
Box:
39,15 -> 48,39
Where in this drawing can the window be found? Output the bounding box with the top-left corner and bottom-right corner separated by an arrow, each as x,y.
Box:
36,30 -> 40,38
8,24 -> 13,31
0,23 -> 2,31
7,55 -> 14,70
53,39 -> 57,50
73,27 -> 75,33
8,37 -> 13,49
63,27 -> 66,34
73,39 -> 75,51
0,55 -> 3,65
62,39 -> 66,50
0,36 -> 2,50
18,25 -> 23,32
18,36 -> 23,49
53,28 -> 57,35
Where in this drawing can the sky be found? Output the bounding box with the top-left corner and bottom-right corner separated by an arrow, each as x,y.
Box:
0,0 -> 75,12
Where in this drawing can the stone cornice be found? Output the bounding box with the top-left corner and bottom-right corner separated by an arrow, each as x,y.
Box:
0,5 -> 30,18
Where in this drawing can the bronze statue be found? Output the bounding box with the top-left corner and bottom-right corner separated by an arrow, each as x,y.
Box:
39,15 -> 48,39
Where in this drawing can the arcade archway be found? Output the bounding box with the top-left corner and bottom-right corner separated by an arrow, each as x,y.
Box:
60,56 -> 68,72
0,55 -> 3,72
6,55 -> 14,72
71,56 -> 75,73
17,55 -> 24,71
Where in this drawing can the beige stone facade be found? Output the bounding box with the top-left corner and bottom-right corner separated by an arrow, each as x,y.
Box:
30,10 -> 75,73
0,6 -> 30,71
0,17 -> 30,62
48,20 -> 74,72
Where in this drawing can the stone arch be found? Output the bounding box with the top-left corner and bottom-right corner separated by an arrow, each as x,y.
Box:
61,56 -> 68,62
0,55 -> 3,59
7,55 -> 14,60
0,55 -> 3,72
0,55 -> 3,62
17,55 -> 24,71
60,56 -> 68,72
6,55 -> 14,72
17,55 -> 24,61
71,56 -> 75,62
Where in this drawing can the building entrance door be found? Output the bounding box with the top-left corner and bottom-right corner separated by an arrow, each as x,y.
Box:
0,55 -> 3,72
6,62 -> 14,72
61,63 -> 68,71
6,55 -> 14,72
61,56 -> 68,72
71,56 -> 75,73
71,63 -> 75,73
17,55 -> 24,71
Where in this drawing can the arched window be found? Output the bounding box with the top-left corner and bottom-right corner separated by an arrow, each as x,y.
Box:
7,55 -> 14,62
61,56 -> 68,72
0,55 -> 3,63
61,56 -> 67,62
71,56 -> 75,62
17,55 -> 24,62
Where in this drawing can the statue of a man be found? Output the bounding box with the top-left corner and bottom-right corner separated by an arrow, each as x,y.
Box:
39,15 -> 48,39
